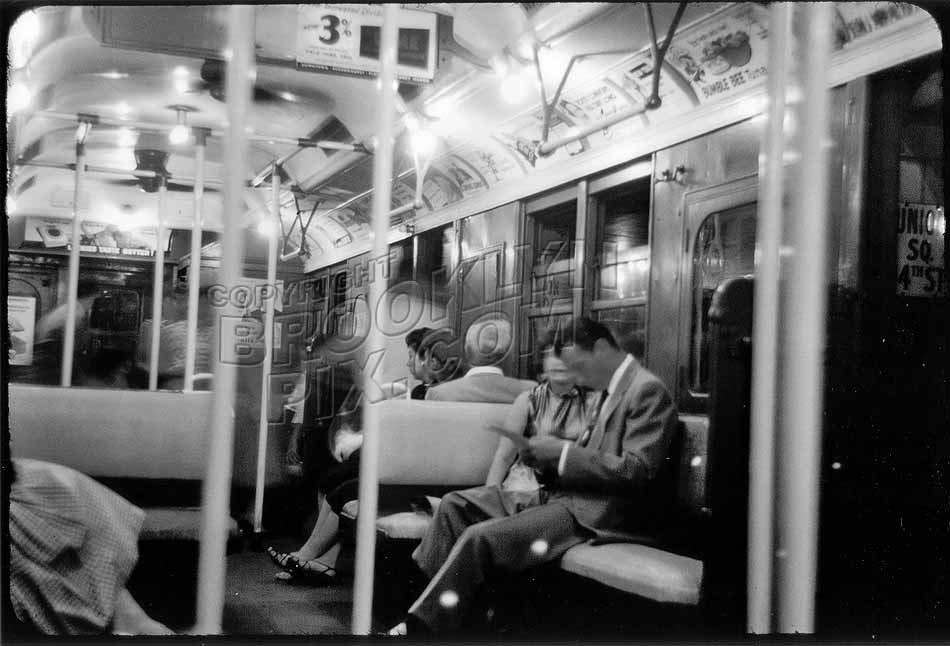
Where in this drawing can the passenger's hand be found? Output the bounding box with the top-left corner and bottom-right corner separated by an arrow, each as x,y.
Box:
285,443 -> 302,467
285,427 -> 303,467
520,436 -> 566,469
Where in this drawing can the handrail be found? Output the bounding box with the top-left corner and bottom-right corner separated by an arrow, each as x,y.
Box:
533,2 -> 686,157
194,6 -> 253,634
33,109 -> 370,154
60,139 -> 85,387
351,4 -> 399,635
748,2 -> 792,633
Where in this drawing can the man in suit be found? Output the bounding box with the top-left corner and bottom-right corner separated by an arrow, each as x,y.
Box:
425,317 -> 535,404
389,317 -> 679,634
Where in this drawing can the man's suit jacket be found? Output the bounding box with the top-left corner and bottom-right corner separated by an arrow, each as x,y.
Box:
425,370 -> 536,404
555,357 -> 678,536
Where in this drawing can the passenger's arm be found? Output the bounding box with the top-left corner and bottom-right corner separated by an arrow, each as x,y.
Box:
558,379 -> 677,494
286,423 -> 304,465
485,391 -> 531,486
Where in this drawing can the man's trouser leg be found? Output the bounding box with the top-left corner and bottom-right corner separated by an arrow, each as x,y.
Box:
409,500 -> 586,633
412,486 -> 538,579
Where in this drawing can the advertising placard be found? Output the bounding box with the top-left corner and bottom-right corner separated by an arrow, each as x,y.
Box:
896,203 -> 945,297
7,296 -> 36,366
664,3 -> 770,105
296,4 -> 438,83
25,217 -> 172,257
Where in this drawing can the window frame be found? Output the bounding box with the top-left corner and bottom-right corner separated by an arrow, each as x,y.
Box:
677,174 -> 758,413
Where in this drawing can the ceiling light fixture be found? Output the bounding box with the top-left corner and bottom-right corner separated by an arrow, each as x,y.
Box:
75,121 -> 91,144
500,70 -> 527,104
117,127 -> 137,148
410,129 -> 437,157
168,109 -> 191,145
516,34 -> 537,61
489,54 -> 510,78
256,219 -> 277,237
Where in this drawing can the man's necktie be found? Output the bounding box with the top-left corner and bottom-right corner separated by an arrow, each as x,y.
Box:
578,390 -> 609,447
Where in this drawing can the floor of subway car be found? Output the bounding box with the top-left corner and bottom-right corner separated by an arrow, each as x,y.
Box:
222,537 -> 353,635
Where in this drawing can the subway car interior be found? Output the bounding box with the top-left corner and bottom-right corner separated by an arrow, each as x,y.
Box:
3,2 -> 948,639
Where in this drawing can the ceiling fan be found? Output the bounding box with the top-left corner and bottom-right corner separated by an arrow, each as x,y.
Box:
183,59 -> 289,104
101,149 -> 218,193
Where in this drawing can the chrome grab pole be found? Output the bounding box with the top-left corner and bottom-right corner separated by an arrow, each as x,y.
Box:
352,3 -> 399,635
184,133 -> 207,392
61,136 -> 86,387
148,180 -> 167,391
35,110 -> 366,153
194,5 -> 253,634
748,2 -> 792,633
252,165 -> 281,535
775,2 -> 833,633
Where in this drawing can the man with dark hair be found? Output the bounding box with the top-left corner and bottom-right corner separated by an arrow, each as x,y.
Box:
424,316 -> 535,403
405,327 -> 433,399
389,316 -> 679,634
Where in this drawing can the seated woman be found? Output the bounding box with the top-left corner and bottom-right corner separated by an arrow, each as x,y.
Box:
8,458 -> 173,635
267,328 -> 433,584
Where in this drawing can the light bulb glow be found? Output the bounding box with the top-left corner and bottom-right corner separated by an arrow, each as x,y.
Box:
500,73 -> 526,104
75,122 -> 91,144
115,102 -> 131,117
375,78 -> 400,92
116,127 -> 137,148
8,82 -> 31,114
405,114 -> 420,132
169,124 -> 190,145
410,129 -> 437,157
490,55 -> 510,78
256,219 -> 277,237
516,35 -> 537,61
7,196 -> 17,214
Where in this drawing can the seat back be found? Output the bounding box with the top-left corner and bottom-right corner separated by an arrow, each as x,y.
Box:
8,384 -> 212,480
372,399 -> 509,486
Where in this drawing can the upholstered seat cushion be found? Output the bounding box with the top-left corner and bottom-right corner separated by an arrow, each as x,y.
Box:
139,507 -> 239,542
559,543 -> 703,606
341,498 -> 436,541
375,511 -> 433,540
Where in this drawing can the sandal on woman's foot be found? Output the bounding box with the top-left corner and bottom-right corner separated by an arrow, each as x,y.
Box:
266,546 -> 297,571
288,558 -> 339,586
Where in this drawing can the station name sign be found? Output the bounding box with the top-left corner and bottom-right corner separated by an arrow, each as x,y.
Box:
896,203 -> 945,297
296,4 -> 438,84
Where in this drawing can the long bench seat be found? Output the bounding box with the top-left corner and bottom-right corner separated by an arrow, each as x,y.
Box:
352,400 -> 710,613
7,384 -> 243,627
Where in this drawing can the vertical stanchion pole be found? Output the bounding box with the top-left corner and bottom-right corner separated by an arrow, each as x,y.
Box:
148,179 -> 168,391
775,2 -> 832,633
61,135 -> 86,387
574,178 -> 589,320
352,3 -> 398,635
195,5 -> 253,634
748,2 -> 792,633
185,132 -> 207,392
252,165 -> 280,535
